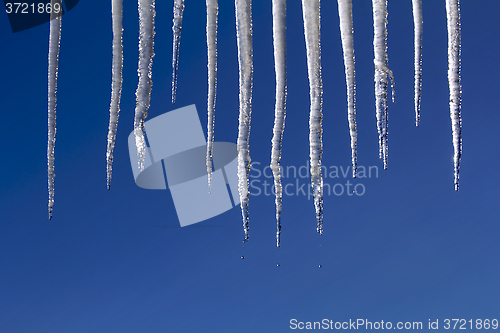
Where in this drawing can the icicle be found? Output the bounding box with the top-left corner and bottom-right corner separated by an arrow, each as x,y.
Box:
134,0 -> 156,171
270,0 -> 287,247
106,0 -> 124,190
302,0 -> 324,234
235,0 -> 253,242
412,0 -> 422,126
337,0 -> 357,178
372,0 -> 394,170
171,0 -> 185,104
206,0 -> 218,191
47,11 -> 61,220
445,0 -> 462,191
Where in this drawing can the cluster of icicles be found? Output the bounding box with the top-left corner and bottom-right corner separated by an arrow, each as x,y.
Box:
47,0 -> 462,248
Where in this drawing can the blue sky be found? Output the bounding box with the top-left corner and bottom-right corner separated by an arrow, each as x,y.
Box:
1,1 -> 499,332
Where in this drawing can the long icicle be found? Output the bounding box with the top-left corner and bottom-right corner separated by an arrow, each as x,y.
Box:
106,0 -> 124,190
445,0 -> 462,191
47,10 -> 61,220
270,0 -> 287,247
171,0 -> 185,104
337,0 -> 357,178
302,0 -> 324,234
372,0 -> 393,170
412,0 -> 422,126
134,0 -> 156,171
235,0 -> 253,242
206,0 -> 218,191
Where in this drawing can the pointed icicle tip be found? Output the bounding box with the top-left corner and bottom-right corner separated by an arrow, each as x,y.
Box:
206,0 -> 218,192
106,0 -> 124,191
271,0 -> 287,249
412,0 -> 423,127
337,0 -> 358,179
302,0 -> 324,234
171,0 -> 185,104
372,0 -> 391,171
235,0 -> 253,243
445,0 -> 462,192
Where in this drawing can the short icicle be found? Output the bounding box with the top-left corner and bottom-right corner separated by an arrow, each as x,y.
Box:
445,0 -> 462,191
302,0 -> 324,234
412,0 -> 422,126
235,0 -> 253,242
134,0 -> 156,171
206,0 -> 218,191
337,0 -> 357,178
371,0 -> 394,170
270,0 -> 287,247
106,0 -> 124,190
171,0 -> 185,104
47,9 -> 61,220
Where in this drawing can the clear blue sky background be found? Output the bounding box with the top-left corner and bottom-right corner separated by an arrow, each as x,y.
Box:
1,1 -> 499,332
